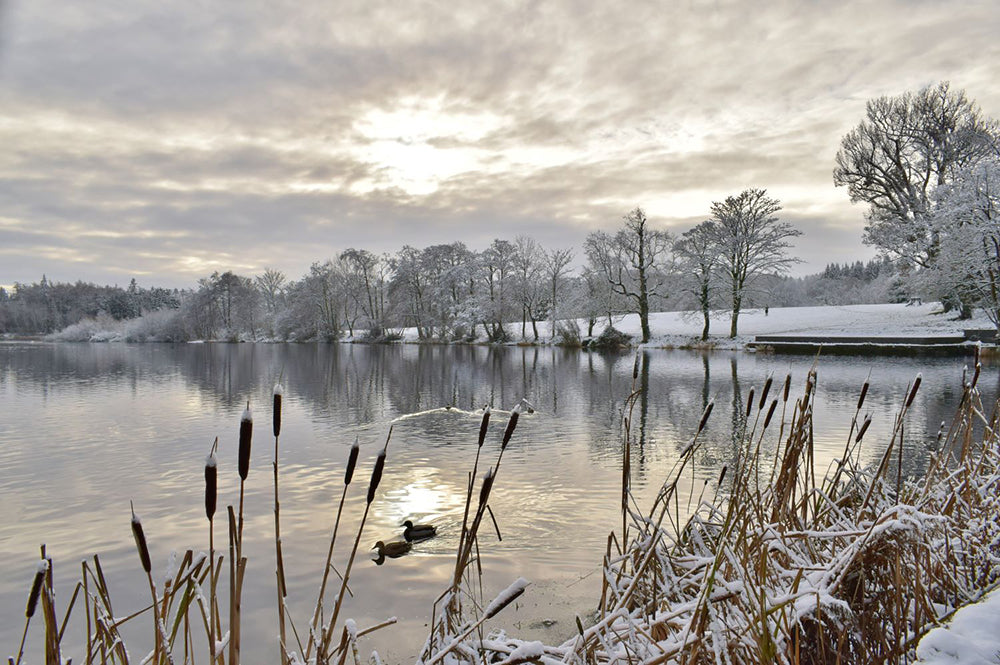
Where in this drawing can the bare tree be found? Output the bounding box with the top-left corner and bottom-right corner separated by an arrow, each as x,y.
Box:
512,236 -> 547,340
674,221 -> 720,341
584,207 -> 673,343
709,189 -> 801,337
255,268 -> 286,337
834,82 -> 997,269
544,247 -> 574,340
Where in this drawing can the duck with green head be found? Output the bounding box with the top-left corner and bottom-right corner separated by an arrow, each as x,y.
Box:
402,520 -> 437,542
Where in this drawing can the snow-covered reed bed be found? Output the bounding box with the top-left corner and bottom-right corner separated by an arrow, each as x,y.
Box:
434,358 -> 1000,665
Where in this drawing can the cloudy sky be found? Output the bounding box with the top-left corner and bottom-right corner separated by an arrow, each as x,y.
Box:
2,0 -> 999,289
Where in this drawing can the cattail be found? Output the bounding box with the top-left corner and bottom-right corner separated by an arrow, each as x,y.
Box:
238,403 -> 253,480
25,560 -> 47,618
906,374 -> 922,408
366,449 -> 386,504
718,465 -> 727,485
632,354 -> 640,380
763,399 -> 778,429
972,363 -> 982,389
479,467 -> 495,506
205,451 -> 217,521
130,502 -> 151,574
501,406 -> 520,450
855,414 -> 872,443
345,437 -> 360,485
783,373 -> 791,402
698,401 -> 714,433
857,379 -> 870,411
745,388 -> 755,418
936,420 -> 946,443
759,374 -> 773,410
273,384 -> 283,438
478,406 -> 491,448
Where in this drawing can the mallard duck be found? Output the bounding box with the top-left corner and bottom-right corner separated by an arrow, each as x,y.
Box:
402,520 -> 437,542
371,539 -> 412,565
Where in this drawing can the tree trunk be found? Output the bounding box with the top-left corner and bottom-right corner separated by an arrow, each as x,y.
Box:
730,295 -> 741,338
639,293 -> 651,344
531,319 -> 539,341
702,307 -> 710,341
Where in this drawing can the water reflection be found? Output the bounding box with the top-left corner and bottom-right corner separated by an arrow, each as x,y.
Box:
0,342 -> 995,662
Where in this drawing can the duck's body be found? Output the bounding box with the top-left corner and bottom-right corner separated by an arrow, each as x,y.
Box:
372,539 -> 412,565
402,520 -> 437,542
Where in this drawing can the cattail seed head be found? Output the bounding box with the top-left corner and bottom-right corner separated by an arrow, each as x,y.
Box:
273,384 -> 283,438
698,401 -> 714,433
345,437 -> 360,485
763,399 -> 778,429
718,465 -> 727,485
745,388 -> 755,418
26,560 -> 47,618
855,414 -> 872,444
238,404 -> 253,480
130,502 -> 151,574
632,354 -> 640,380
205,451 -> 217,521
783,373 -> 791,402
906,374 -> 922,408
857,380 -> 869,411
366,449 -> 386,504
972,363 -> 982,389
479,467 -> 495,507
478,406 -> 491,448
759,374 -> 773,410
501,407 -> 520,450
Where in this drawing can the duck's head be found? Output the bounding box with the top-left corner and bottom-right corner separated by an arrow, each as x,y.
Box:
402,520 -> 415,529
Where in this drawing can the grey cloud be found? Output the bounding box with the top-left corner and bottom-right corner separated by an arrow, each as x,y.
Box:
1,0 -> 999,288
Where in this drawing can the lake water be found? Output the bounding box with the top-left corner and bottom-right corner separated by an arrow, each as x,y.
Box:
1,342 -> 995,663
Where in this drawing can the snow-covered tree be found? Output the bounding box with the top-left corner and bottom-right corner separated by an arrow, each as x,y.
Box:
585,207 -> 674,343
925,155 -> 1000,333
709,189 -> 801,337
834,82 -> 998,269
544,247 -> 574,340
512,236 -> 548,340
674,221 -> 722,340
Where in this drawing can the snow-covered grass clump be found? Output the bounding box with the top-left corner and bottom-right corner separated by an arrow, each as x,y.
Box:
432,357 -> 1000,664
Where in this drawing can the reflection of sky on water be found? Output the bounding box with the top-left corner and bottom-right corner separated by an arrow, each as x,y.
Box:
1,342 -> 995,662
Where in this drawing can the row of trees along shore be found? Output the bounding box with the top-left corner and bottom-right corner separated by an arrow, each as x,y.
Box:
2,81 -> 998,343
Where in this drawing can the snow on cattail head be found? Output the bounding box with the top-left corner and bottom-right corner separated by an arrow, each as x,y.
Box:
25,559 -> 48,618
478,406 -> 491,448
501,405 -> 520,450
479,467 -> 495,506
238,402 -> 253,481
130,501 -> 152,574
272,384 -> 283,438
205,442 -> 218,521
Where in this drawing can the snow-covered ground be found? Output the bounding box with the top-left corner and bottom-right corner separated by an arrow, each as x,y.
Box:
916,586 -> 1000,664
397,303 -> 996,349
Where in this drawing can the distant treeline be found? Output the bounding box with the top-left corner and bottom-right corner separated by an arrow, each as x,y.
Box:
0,277 -> 180,335
1,250 -> 899,342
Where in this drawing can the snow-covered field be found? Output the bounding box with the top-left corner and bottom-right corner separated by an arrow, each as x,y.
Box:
397,302 -> 995,349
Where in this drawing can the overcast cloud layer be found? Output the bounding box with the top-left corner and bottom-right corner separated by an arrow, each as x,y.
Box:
2,0 -> 999,288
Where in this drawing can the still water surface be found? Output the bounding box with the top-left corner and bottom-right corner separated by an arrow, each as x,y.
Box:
1,343 -> 994,662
